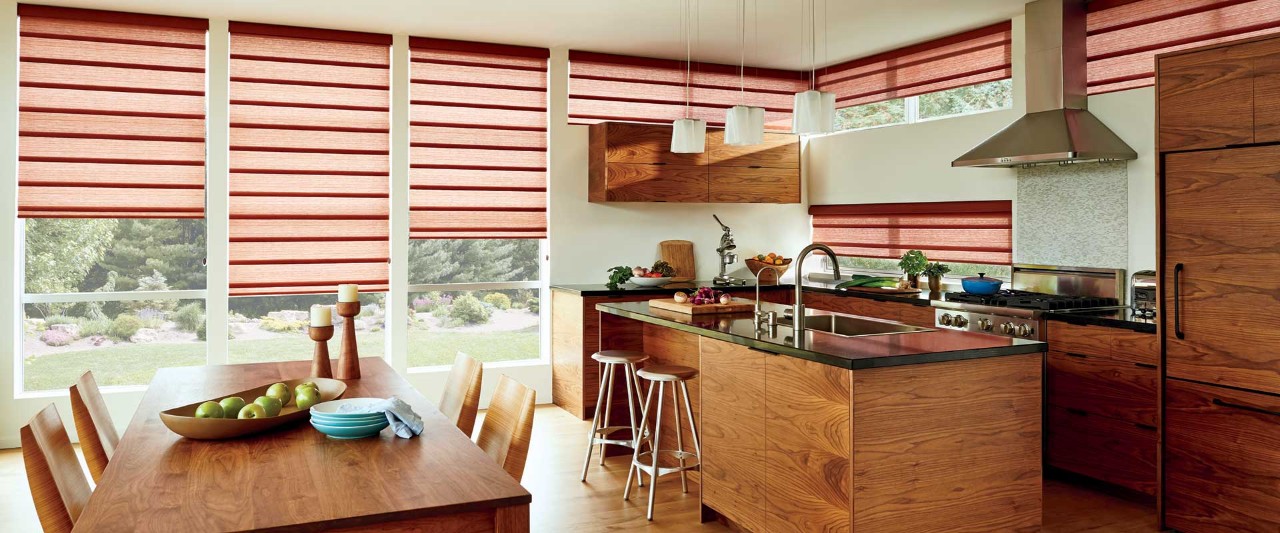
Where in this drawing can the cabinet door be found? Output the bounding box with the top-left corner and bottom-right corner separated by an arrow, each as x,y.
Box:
602,122 -> 707,165
699,337 -> 768,532
1158,45 -> 1254,152
707,130 -> 800,168
764,355 -> 851,532
1253,40 -> 1280,143
1165,379 -> 1280,533
709,166 -> 800,203
1164,146 -> 1280,394
603,163 -> 708,202
1047,351 -> 1157,426
1047,407 -> 1157,496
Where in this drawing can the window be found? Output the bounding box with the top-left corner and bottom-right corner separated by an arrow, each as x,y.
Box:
227,293 -> 386,364
21,219 -> 207,391
810,201 -> 1013,281
834,79 -> 1011,132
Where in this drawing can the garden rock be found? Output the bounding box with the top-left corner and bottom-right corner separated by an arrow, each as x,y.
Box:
268,310 -> 309,322
131,328 -> 158,343
49,323 -> 81,339
89,335 -> 109,347
229,322 -> 254,336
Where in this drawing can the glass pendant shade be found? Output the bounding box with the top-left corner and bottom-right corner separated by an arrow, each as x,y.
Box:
724,105 -> 765,146
792,89 -> 836,134
670,118 -> 707,153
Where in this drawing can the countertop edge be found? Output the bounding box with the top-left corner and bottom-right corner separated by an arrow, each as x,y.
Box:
596,303 -> 1045,370
1043,312 -> 1157,334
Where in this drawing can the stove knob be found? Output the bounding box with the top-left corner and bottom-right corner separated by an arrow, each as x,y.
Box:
1000,322 -> 1014,335
939,314 -> 954,326
953,315 -> 969,328
978,318 -> 993,331
1017,324 -> 1034,337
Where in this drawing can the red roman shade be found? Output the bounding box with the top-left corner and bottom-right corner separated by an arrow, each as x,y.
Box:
815,21 -> 1013,107
810,201 -> 1013,266
1087,0 -> 1280,94
228,22 -> 391,296
16,4 -> 207,218
568,51 -> 808,131
409,37 -> 549,239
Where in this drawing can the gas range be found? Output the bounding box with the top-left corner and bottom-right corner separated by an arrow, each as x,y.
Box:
931,265 -> 1126,341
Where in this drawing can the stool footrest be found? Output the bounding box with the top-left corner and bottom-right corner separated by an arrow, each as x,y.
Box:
632,450 -> 700,478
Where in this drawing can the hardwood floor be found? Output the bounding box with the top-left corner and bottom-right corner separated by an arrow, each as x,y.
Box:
0,405 -> 1158,532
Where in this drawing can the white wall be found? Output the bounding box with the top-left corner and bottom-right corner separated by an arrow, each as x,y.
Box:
1089,87 -> 1157,276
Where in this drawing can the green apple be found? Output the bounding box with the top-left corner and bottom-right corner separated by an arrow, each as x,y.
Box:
294,382 -> 319,399
194,401 -> 224,419
294,387 -> 320,410
254,395 -> 282,417
219,396 -> 246,419
265,382 -> 292,407
238,403 -> 268,419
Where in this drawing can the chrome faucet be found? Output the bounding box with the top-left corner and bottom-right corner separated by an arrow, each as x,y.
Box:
791,243 -> 840,337
753,266 -> 781,333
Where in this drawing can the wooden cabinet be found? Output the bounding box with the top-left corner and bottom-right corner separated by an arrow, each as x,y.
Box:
1163,145 -> 1280,395
802,290 -> 935,327
588,122 -> 799,204
699,338 -> 769,533
1158,36 -> 1280,151
1164,379 -> 1280,532
1045,321 -> 1158,495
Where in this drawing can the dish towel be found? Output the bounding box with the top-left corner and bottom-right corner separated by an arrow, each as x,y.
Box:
336,397 -> 424,439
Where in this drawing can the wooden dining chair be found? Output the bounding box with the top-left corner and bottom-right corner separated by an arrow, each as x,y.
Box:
21,404 -> 92,533
475,375 -> 536,483
439,352 -> 483,437
69,371 -> 118,483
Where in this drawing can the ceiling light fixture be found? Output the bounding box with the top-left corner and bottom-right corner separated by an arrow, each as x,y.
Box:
792,0 -> 834,135
671,0 -> 707,153
724,0 -> 764,146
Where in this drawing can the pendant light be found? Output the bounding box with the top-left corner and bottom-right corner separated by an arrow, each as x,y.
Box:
724,0 -> 765,146
792,0 -> 835,134
671,0 -> 706,153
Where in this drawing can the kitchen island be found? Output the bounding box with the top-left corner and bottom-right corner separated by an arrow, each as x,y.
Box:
597,299 -> 1046,533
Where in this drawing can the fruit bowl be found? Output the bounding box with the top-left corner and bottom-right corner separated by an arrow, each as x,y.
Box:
160,377 -> 346,440
746,258 -> 792,284
629,276 -> 672,287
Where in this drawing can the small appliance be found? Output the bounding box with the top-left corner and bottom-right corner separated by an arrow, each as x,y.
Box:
1131,270 -> 1157,319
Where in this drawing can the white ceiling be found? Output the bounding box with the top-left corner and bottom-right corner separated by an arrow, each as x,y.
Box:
31,0 -> 1031,69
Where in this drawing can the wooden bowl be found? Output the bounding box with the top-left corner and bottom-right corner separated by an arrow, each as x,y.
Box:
746,258 -> 792,284
160,377 -> 347,440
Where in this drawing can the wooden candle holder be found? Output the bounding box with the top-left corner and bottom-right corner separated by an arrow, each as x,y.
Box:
308,325 -> 334,379
335,301 -> 361,379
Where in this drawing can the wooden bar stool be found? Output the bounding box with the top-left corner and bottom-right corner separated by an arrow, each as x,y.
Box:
580,350 -> 649,482
624,364 -> 701,521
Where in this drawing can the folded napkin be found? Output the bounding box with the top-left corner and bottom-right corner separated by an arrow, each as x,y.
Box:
336,397 -> 423,439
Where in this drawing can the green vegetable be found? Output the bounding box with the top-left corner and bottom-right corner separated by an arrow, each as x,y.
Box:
861,279 -> 900,288
650,260 -> 675,277
898,250 -> 929,277
836,276 -> 900,288
606,266 -> 634,290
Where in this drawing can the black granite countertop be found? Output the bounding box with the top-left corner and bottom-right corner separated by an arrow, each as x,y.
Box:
596,300 -> 1045,370
552,280 -> 791,296
803,281 -> 945,307
1045,307 -> 1157,334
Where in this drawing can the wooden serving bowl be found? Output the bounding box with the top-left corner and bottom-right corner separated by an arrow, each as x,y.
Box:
746,258 -> 792,284
160,377 -> 346,440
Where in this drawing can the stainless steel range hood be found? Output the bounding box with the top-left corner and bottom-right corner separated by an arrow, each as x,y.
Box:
952,0 -> 1136,168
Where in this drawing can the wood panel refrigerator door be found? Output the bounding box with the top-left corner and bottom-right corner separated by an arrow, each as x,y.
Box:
1164,146 -> 1280,395
1157,45 -> 1254,152
699,337 -> 768,533
1249,39 -> 1280,144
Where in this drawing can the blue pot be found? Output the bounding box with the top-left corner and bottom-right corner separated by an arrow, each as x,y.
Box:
961,273 -> 1004,295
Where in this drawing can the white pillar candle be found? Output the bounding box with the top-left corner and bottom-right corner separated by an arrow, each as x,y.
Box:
310,305 -> 332,327
338,284 -> 359,303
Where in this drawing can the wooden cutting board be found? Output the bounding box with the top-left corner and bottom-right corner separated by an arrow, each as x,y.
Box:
649,297 -> 754,315
658,240 -> 695,282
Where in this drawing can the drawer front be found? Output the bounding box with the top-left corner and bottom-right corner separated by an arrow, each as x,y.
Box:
1108,330 -> 1158,366
1047,351 -> 1157,426
1047,321 -> 1157,365
604,163 -> 708,202
1047,406 -> 1157,495
1165,379 -> 1280,533
709,166 -> 800,203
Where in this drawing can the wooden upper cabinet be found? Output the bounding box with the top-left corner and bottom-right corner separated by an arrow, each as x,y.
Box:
588,122 -> 800,203
1250,38 -> 1280,143
1158,44 -> 1255,152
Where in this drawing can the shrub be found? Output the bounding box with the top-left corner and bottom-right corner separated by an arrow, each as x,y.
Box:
526,297 -> 539,314
79,318 -> 111,337
260,316 -> 306,333
448,294 -> 491,326
483,292 -> 512,310
412,292 -> 452,313
173,303 -> 204,332
196,322 -> 207,341
108,314 -> 144,341
40,329 -> 75,347
44,315 -> 75,327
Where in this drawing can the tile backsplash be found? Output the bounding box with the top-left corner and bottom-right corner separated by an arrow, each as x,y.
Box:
1016,162 -> 1128,269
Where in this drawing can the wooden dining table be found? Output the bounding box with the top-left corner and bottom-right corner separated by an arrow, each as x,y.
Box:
73,358 -> 531,532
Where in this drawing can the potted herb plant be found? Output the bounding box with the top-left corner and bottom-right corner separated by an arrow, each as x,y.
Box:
923,261 -> 951,293
897,250 -> 929,289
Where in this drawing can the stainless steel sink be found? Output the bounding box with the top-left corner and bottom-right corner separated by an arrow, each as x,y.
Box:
796,314 -> 934,338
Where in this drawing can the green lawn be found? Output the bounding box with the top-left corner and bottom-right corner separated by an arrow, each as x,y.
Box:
23,327 -> 540,392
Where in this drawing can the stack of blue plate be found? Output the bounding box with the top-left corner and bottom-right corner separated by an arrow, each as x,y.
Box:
310,398 -> 389,439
